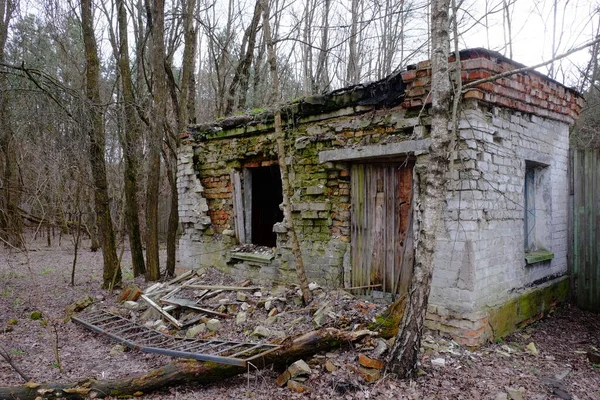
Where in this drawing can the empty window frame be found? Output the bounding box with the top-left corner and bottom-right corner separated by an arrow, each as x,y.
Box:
523,161 -> 553,263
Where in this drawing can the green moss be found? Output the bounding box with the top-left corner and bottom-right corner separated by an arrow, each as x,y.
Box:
488,277 -> 569,339
30,311 -> 42,320
525,250 -> 554,264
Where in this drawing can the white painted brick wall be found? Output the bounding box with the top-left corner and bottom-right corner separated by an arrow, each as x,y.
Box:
428,106 -> 570,312
176,143 -> 212,269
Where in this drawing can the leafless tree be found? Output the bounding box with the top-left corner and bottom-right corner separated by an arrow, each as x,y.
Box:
81,0 -> 121,288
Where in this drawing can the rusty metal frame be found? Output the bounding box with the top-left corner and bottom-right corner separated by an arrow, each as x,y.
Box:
72,310 -> 280,367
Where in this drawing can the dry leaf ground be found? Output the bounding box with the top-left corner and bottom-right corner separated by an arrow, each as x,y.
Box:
0,236 -> 599,399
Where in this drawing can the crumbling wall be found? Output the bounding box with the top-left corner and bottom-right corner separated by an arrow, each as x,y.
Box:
188,105 -> 419,285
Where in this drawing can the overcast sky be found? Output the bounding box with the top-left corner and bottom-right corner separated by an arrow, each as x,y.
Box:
459,0 -> 597,86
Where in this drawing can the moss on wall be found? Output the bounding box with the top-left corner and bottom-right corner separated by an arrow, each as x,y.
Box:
487,277 -> 569,339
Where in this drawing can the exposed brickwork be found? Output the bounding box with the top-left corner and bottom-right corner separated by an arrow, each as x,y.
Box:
401,48 -> 584,124
200,175 -> 232,232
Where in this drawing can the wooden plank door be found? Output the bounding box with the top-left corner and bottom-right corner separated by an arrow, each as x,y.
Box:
351,163 -> 413,296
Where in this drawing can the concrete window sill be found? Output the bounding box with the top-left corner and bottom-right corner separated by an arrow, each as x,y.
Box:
230,251 -> 274,264
525,250 -> 554,265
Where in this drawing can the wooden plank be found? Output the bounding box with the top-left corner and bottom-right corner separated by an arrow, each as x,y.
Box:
160,277 -> 200,302
187,285 -> 261,291
165,270 -> 195,286
161,298 -> 232,319
140,294 -> 182,329
231,170 -> 246,243
351,164 -> 363,292
243,168 -> 253,243
371,167 -> 384,291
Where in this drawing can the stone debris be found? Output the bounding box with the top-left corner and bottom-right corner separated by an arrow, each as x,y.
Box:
65,296 -> 94,315
431,357 -> 446,367
206,318 -> 221,332
122,301 -> 144,311
252,325 -> 270,338
506,386 -> 525,400
117,285 -> 143,302
286,379 -> 310,393
264,299 -> 273,311
312,303 -> 333,327
235,312 -> 247,325
109,344 -> 125,356
357,354 -> 384,370
526,342 -> 539,356
355,365 -> 381,383
324,359 -> 338,372
277,360 -> 312,387
373,338 -> 389,357
185,324 -> 206,338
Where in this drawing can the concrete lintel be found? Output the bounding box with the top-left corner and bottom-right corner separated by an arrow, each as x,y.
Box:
318,138 -> 430,163
520,149 -> 552,166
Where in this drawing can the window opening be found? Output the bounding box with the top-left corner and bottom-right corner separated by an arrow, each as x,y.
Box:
523,161 -> 554,264
524,165 -> 536,251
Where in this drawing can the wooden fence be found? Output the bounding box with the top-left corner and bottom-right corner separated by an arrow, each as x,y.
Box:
572,149 -> 600,312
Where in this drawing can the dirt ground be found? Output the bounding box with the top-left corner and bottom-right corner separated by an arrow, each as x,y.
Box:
0,235 -> 599,399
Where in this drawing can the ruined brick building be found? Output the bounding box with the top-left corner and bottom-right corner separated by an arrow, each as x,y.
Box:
176,48 -> 584,346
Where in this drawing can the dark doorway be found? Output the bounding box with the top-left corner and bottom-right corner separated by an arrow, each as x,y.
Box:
251,165 -> 283,247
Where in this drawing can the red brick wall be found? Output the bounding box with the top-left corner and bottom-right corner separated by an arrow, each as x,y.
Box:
200,175 -> 232,232
400,50 -> 584,124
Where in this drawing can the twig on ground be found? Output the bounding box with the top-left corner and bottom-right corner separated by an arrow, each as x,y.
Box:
0,346 -> 30,382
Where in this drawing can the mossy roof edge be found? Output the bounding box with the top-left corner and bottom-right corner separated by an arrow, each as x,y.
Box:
187,70 -> 407,141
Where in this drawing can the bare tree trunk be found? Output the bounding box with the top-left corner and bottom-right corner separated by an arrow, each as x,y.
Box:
346,0 -> 359,85
81,0 -> 121,288
261,0 -> 311,305
225,0 -> 261,115
314,0 -> 330,92
117,0 -> 146,277
301,0 -> 314,96
502,0 -> 513,59
386,0 -> 451,379
145,0 -> 167,281
0,0 -> 22,249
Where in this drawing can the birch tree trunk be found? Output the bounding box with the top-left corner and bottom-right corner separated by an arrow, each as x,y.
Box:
386,0 -> 452,379
81,0 -> 121,288
260,0 -> 311,305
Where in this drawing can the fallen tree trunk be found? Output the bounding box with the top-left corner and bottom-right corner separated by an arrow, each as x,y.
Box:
0,328 -> 373,399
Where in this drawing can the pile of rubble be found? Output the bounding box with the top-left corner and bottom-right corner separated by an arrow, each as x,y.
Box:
108,268 -> 387,346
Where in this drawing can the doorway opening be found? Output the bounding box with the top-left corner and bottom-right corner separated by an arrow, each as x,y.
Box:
248,165 -> 283,247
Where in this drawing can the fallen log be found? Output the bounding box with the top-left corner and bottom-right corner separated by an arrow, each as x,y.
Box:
0,328 -> 374,399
